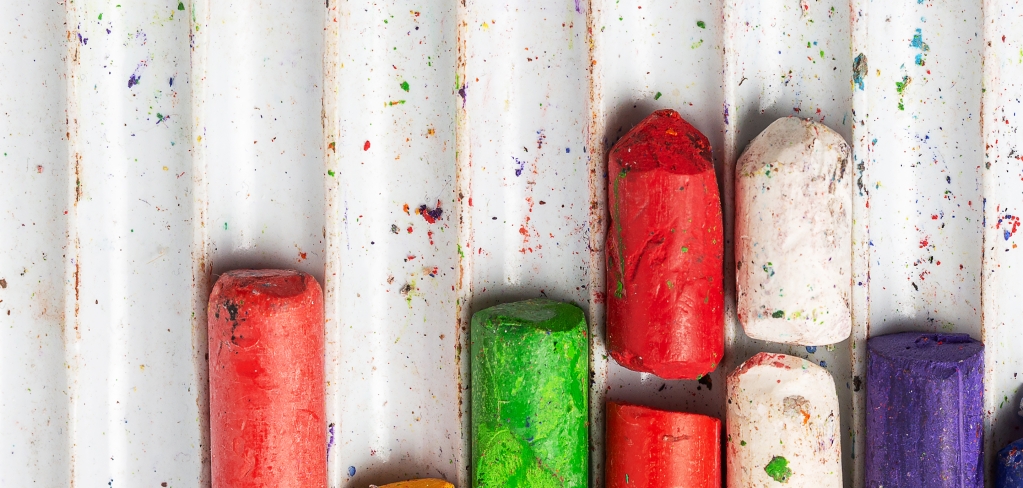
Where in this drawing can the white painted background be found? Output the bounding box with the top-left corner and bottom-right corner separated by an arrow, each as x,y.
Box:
1,0 -> 1019,486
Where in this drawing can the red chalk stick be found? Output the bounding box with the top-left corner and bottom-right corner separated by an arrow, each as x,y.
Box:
208,269 -> 325,488
605,402 -> 720,488
606,109 -> 724,379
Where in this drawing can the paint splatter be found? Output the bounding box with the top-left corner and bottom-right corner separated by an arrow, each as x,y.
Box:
177,1 -> 185,10
347,466 -> 356,477
327,423 -> 336,457
458,83 -> 468,107
400,80 -> 410,92
765,456 -> 793,483
574,0 -> 581,13
691,39 -> 704,49
128,61 -> 146,89
386,100 -> 406,106
512,156 -> 527,176
910,28 -> 930,66
417,201 -> 443,223
853,53 -> 868,90
654,91 -> 663,100
327,169 -> 335,177
998,214 -> 1020,240
772,310 -> 785,319
895,76 -> 911,111
805,346 -> 817,353
697,20 -> 706,29
77,32 -> 88,45
363,140 -> 371,151
536,129 -> 546,149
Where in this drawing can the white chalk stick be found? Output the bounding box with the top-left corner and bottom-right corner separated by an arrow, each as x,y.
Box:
735,117 -> 852,345
726,352 -> 842,488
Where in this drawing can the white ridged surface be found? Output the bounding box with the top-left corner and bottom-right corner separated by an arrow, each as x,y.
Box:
65,1 -> 203,486
0,2 -> 70,486
0,0 -> 1021,486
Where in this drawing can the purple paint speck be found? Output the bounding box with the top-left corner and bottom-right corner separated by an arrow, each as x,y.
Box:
574,0 -> 581,13
458,83 -> 468,108
723,103 -> 730,125
77,32 -> 88,45
128,61 -> 147,89
512,156 -> 526,177
326,423 -> 336,457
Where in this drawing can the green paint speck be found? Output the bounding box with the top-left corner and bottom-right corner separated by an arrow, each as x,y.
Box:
98,13 -> 103,20
177,1 -> 184,10
615,280 -> 625,298
819,50 -> 825,58
691,39 -> 704,49
327,169 -> 336,177
696,20 -> 706,29
400,80 -> 410,92
740,440 -> 747,446
654,91 -> 662,100
223,222 -> 228,230
772,310 -> 785,318
765,456 -> 793,483
457,244 -> 465,258
681,246 -> 689,253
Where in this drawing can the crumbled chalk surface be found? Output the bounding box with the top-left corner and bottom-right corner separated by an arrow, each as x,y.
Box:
735,117 -> 852,345
726,352 -> 842,488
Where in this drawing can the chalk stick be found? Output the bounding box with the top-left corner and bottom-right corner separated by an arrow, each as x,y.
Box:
998,439 -> 1023,488
866,332 -> 984,488
208,269 -> 325,488
471,298 -> 588,488
605,402 -> 720,488
606,108 -> 724,379
372,480 -> 455,488
735,117 -> 852,345
726,352 -> 842,488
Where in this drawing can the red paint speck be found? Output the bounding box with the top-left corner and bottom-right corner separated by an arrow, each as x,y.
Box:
363,140 -> 371,151
931,215 -> 938,220
407,226 -> 413,234
298,252 -> 307,261
519,226 -> 528,236
919,239 -> 929,248
36,165 -> 43,173
427,230 -> 434,245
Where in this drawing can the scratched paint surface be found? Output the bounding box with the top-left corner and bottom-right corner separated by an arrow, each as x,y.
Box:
202,0 -> 325,282
0,2 -> 70,486
981,0 -> 1023,475
65,0 -> 203,486
324,1 -> 459,486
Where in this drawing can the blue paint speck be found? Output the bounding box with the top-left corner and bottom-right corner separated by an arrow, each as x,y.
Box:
820,360 -> 828,367
348,466 -> 356,477
805,346 -> 818,354
128,74 -> 140,88
1005,230 -> 1011,241
169,77 -> 174,87
566,147 -> 570,153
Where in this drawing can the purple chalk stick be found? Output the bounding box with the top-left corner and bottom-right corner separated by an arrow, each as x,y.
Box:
866,332 -> 984,488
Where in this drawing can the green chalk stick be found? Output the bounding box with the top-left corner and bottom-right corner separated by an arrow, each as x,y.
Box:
471,298 -> 589,488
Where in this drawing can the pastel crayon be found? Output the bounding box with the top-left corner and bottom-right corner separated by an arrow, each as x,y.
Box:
606,108 -> 724,379
735,117 -> 852,345
471,298 -> 588,488
208,270 -> 326,488
997,438 -> 1023,488
372,480 -> 455,488
866,332 -> 984,488
726,352 -> 842,488
605,402 -> 720,488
